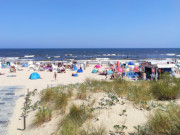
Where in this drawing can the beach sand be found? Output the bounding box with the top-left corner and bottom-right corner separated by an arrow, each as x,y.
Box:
0,65 -> 105,135
0,65 -> 150,135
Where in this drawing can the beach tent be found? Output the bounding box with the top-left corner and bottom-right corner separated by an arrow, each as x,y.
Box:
92,69 -> 97,73
94,65 -> 100,68
128,61 -> 134,65
77,68 -> 83,73
72,72 -> 78,77
29,72 -> 40,80
72,73 -> 78,77
22,63 -> 28,67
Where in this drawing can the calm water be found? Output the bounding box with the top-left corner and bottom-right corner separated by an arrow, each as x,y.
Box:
0,48 -> 180,60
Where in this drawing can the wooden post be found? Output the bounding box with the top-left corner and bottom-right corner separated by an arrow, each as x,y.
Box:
23,102 -> 26,130
23,88 -> 29,130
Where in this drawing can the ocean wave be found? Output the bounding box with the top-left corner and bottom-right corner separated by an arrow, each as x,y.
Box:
24,55 -> 35,58
166,53 -> 176,56
176,55 -> 180,57
65,54 -> 72,56
54,56 -> 61,58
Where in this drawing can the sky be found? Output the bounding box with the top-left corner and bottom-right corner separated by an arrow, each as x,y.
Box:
0,0 -> 180,48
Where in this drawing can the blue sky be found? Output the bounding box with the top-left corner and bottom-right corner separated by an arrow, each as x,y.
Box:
0,0 -> 180,48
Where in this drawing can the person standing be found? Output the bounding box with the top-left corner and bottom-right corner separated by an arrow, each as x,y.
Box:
53,63 -> 58,81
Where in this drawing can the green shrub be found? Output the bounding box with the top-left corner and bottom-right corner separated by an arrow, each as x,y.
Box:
40,87 -> 72,112
55,92 -> 69,112
150,73 -> 180,100
127,84 -> 152,104
137,103 -> 180,135
59,119 -> 79,135
40,87 -> 57,102
79,126 -> 106,135
34,107 -> 52,125
68,104 -> 92,126
76,84 -> 88,100
58,104 -> 92,135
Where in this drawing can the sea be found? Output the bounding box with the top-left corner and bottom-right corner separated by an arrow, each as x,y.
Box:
0,48 -> 180,61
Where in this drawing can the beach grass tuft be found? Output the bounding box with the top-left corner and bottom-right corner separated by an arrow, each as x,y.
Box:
150,73 -> 180,100
58,104 -> 93,135
34,107 -> 52,125
135,103 -> 180,135
40,86 -> 72,112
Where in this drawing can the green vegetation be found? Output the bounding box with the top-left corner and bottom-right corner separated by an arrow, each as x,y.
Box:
134,103 -> 180,135
76,84 -> 88,100
34,107 -> 52,125
58,104 -> 93,135
40,86 -> 72,112
34,73 -> 180,134
150,73 -> 180,100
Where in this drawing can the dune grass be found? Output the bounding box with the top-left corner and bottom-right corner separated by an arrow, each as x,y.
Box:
36,74 -> 180,133
78,78 -> 152,107
135,103 -> 180,135
40,86 -> 72,112
58,104 -> 93,135
34,107 -> 52,125
150,73 -> 180,100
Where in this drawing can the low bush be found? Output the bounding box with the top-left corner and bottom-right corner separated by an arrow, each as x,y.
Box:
34,107 -> 52,125
76,84 -> 88,100
40,87 -> 57,102
79,126 -> 106,135
136,103 -> 180,135
40,86 -> 72,112
58,104 -> 92,135
150,73 -> 180,100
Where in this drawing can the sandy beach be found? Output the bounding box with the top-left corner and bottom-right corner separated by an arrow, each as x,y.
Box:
0,64 -> 148,135
0,61 -> 179,135
0,65 -> 105,135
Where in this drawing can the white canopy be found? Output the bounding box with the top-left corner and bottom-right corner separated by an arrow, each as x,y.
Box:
156,64 -> 175,68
